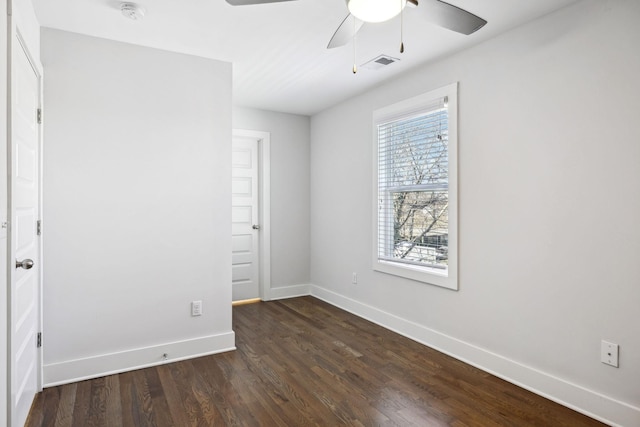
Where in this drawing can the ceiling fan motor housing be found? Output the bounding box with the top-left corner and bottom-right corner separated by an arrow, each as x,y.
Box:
347,0 -> 407,23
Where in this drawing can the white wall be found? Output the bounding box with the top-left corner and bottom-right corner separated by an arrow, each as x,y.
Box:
41,29 -> 234,385
310,0 -> 640,425
233,107 -> 311,297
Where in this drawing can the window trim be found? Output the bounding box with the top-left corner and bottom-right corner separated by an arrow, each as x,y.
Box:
372,83 -> 458,290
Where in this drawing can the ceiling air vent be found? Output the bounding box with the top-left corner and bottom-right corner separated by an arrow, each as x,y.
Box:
361,54 -> 400,71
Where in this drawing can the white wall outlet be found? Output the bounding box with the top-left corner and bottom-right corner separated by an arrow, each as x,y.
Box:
191,300 -> 202,316
352,272 -> 358,284
601,340 -> 619,367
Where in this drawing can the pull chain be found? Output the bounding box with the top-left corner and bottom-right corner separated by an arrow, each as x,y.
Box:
400,0 -> 405,53
353,16 -> 358,74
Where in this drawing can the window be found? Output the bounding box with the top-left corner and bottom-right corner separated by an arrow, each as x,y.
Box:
373,83 -> 458,290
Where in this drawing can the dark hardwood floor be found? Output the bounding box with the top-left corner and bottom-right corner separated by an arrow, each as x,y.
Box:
26,297 -> 605,426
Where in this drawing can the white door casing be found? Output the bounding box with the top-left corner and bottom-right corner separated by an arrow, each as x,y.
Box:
232,136 -> 260,301
8,31 -> 42,427
0,1 -> 8,424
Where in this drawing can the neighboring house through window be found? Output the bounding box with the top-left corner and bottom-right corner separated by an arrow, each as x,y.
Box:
373,83 -> 458,290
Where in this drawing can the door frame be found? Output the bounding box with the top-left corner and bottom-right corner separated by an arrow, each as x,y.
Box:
1,1 -> 8,424
232,129 -> 271,301
6,22 -> 44,426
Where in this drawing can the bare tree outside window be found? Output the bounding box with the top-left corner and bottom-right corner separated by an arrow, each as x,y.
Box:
378,106 -> 449,270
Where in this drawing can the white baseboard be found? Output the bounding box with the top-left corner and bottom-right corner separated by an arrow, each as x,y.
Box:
267,284 -> 311,301
43,331 -> 236,387
311,285 -> 639,427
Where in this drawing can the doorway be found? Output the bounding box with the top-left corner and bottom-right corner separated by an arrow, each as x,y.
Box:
231,130 -> 270,302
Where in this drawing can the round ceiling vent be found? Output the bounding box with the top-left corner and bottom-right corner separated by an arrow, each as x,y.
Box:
121,2 -> 145,21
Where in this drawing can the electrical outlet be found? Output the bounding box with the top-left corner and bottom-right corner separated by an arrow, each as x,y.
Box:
601,340 -> 619,367
191,300 -> 202,316
352,272 -> 358,284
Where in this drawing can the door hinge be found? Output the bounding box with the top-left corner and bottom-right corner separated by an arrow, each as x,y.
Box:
37,220 -> 42,236
37,332 -> 42,348
37,108 -> 42,124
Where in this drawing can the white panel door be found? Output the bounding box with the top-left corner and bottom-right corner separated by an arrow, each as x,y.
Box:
9,37 -> 41,427
232,137 -> 260,301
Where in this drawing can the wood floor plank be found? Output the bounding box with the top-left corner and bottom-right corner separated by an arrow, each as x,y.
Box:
25,388 -> 46,427
54,383 -> 77,427
118,371 -> 140,427
26,297 -> 607,426
70,380 -> 92,427
156,364 -> 190,427
40,387 -> 60,427
127,368 -> 158,426
165,355 -> 209,425
189,356 -> 239,425
144,365 -> 176,426
218,351 -> 292,426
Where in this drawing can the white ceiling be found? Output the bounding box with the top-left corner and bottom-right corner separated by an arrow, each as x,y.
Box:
32,0 -> 578,116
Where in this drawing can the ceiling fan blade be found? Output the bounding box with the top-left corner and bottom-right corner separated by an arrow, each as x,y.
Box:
225,0 -> 297,6
420,0 -> 487,35
327,14 -> 365,49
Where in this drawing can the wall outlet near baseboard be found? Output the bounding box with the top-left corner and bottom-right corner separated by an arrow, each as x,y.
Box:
601,340 -> 619,367
191,300 -> 202,316
352,272 -> 358,284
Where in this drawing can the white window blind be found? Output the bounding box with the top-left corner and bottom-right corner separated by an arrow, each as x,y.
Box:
373,84 -> 457,289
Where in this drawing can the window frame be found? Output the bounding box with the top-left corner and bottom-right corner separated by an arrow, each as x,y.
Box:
372,83 -> 458,290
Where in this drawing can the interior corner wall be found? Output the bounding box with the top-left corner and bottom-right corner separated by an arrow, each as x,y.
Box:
41,28 -> 234,385
309,0 -> 640,425
232,107 -> 311,298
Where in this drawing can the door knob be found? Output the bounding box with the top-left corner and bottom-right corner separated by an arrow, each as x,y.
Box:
16,259 -> 34,270
252,225 -> 260,230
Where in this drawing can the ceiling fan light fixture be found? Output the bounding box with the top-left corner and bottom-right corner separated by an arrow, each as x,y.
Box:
347,0 -> 406,23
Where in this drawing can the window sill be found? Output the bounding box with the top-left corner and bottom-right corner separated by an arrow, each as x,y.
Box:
374,259 -> 458,290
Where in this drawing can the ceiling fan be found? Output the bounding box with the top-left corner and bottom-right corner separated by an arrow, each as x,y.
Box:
225,0 -> 487,50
